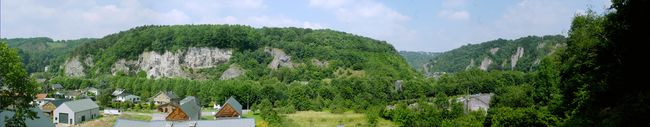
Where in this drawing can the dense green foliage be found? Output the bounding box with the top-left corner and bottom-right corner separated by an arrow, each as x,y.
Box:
2,37 -> 95,73
0,42 -> 39,127
398,51 -> 440,73
554,0 -> 650,125
426,35 -> 566,73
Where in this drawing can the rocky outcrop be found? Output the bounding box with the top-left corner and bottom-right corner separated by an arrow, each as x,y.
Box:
139,51 -> 186,78
465,59 -> 475,70
64,56 -> 86,77
183,47 -> 232,68
479,57 -> 493,71
110,47 -> 232,79
220,64 -> 244,80
490,48 -> 500,55
510,47 -> 525,69
265,47 -> 293,69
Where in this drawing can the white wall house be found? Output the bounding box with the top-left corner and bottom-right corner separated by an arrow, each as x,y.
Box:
53,99 -> 99,125
115,94 -> 141,103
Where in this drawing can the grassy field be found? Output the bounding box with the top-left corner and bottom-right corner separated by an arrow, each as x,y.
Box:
118,113 -> 152,121
68,116 -> 118,127
284,111 -> 396,127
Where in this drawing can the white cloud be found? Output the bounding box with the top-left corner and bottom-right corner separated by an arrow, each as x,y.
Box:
1,0 -> 324,39
438,10 -> 470,21
309,0 -> 350,9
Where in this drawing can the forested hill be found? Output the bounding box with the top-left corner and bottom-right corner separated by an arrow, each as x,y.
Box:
64,25 -> 417,81
425,35 -> 566,73
398,51 -> 440,72
2,37 -> 95,73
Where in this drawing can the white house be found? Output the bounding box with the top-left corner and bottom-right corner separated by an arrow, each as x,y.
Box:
114,94 -> 141,103
85,87 -> 99,96
53,99 -> 99,125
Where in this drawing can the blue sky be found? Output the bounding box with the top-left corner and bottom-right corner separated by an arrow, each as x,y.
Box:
1,0 -> 611,52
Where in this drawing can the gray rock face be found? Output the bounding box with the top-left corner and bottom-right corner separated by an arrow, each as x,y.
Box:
510,47 -> 525,69
479,57 -> 492,71
220,64 -> 244,80
110,47 -> 232,79
64,56 -> 86,77
265,47 -> 293,69
183,47 -> 232,68
489,48 -> 500,55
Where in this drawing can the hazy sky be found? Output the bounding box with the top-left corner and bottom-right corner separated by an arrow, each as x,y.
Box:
1,0 -> 611,52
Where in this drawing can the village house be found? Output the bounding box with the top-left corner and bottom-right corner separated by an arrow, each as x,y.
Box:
63,90 -> 85,99
215,97 -> 243,118
53,99 -> 100,125
457,93 -> 494,113
166,96 -> 201,121
111,88 -> 126,96
114,93 -> 141,103
34,93 -> 55,106
40,99 -> 69,116
51,84 -> 63,90
152,91 -> 180,105
84,87 -> 99,96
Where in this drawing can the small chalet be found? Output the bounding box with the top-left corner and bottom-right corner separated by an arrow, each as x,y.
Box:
34,93 -> 53,106
63,90 -> 84,99
152,91 -> 180,105
165,96 -> 201,121
40,99 -> 69,116
53,99 -> 100,125
214,97 -> 243,118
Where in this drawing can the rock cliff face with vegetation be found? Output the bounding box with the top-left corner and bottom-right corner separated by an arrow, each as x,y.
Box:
423,35 -> 566,73
64,25 -> 416,80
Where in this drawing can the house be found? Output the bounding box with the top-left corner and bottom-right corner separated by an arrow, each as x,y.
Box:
51,84 -> 63,90
457,93 -> 494,113
64,90 -> 84,99
157,102 -> 180,113
114,118 -> 255,127
34,93 -> 55,106
0,108 -> 55,127
84,87 -> 99,96
166,96 -> 201,121
53,99 -> 100,125
111,88 -> 125,96
114,93 -> 141,103
40,99 -> 69,116
152,91 -> 180,105
215,97 -> 243,118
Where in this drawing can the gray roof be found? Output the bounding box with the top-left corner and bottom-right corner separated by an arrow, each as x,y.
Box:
44,99 -> 69,107
113,119 -> 255,127
112,88 -> 125,96
0,108 -> 55,127
180,96 -> 201,120
220,97 -> 242,114
60,99 -> 99,112
52,84 -> 63,89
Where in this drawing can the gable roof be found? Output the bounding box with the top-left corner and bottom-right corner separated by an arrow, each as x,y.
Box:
59,99 -> 99,112
179,96 -> 201,120
36,93 -> 48,100
112,88 -> 125,96
218,97 -> 242,115
46,99 -> 69,107
0,108 -> 55,127
153,91 -> 180,100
